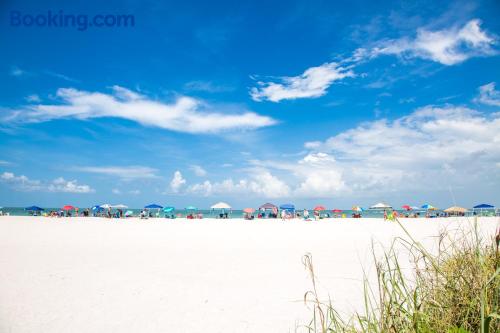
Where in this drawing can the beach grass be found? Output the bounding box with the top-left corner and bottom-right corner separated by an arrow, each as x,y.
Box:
302,218 -> 500,333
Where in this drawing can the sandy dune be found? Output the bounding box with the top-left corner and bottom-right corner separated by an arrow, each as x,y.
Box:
0,216 -> 498,332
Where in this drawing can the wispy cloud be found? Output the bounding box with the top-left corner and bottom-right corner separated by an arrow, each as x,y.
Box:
474,82 -> 500,106
3,86 -> 276,134
250,63 -> 355,102
10,66 -> 29,77
184,80 -> 234,93
44,70 -> 80,83
25,94 -> 41,103
189,165 -> 207,177
74,165 -> 159,180
1,172 -> 94,193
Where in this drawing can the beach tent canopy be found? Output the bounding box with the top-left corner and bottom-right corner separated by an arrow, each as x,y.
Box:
421,204 -> 437,210
100,203 -> 111,209
163,206 -> 175,213
369,202 -> 392,209
332,209 -> 342,213
259,203 -> 277,210
62,205 -> 75,210
444,206 -> 468,213
243,208 -> 255,213
111,204 -> 128,209
185,206 -> 197,210
313,205 -> 326,211
352,206 -> 364,212
211,202 -> 231,209
144,203 -> 163,209
25,206 -> 44,211
473,203 -> 494,209
279,203 -> 295,210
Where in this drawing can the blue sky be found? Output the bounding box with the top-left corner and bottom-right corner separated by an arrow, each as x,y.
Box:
1,0 -> 499,208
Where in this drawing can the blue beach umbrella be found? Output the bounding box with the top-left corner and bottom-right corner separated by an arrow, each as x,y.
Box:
421,204 -> 437,210
25,206 -> 44,211
473,203 -> 494,209
144,204 -> 163,209
279,203 -> 295,211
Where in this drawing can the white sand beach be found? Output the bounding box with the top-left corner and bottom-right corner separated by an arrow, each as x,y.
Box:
0,216 -> 498,333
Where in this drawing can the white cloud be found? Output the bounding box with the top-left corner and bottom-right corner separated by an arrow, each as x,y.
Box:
189,165 -> 207,177
48,177 -> 95,193
4,86 -> 276,134
1,172 -> 42,191
250,62 -> 355,102
170,171 -> 186,193
112,188 -> 122,194
368,19 -> 497,65
0,160 -> 11,166
1,172 -> 94,193
128,189 -> 141,195
74,165 -> 159,180
474,82 -> 500,106
302,105 -> 500,193
187,169 -> 290,198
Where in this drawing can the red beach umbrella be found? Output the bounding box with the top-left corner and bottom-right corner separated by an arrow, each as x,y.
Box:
332,209 -> 342,213
402,205 -> 411,211
314,205 -> 326,211
243,208 -> 255,213
62,205 -> 75,210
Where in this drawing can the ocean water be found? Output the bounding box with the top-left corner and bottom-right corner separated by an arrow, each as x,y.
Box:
0,207 -> 451,218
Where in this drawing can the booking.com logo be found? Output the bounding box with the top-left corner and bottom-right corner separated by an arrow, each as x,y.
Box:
10,10 -> 135,31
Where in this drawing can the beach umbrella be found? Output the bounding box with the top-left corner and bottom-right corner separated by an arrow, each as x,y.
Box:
163,206 -> 175,213
100,203 -> 111,209
259,203 -> 277,210
25,206 -> 44,211
279,203 -> 295,211
421,204 -> 437,210
144,203 -> 163,209
369,202 -> 392,209
111,204 -> 128,209
185,205 -> 197,210
352,206 -> 364,212
210,202 -> 231,209
243,208 -> 255,213
124,210 -> 134,217
62,205 -> 75,210
410,206 -> 420,210
313,205 -> 326,211
91,205 -> 103,211
402,205 -> 411,211
444,206 -> 468,213
473,203 -> 494,209
332,209 -> 342,213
